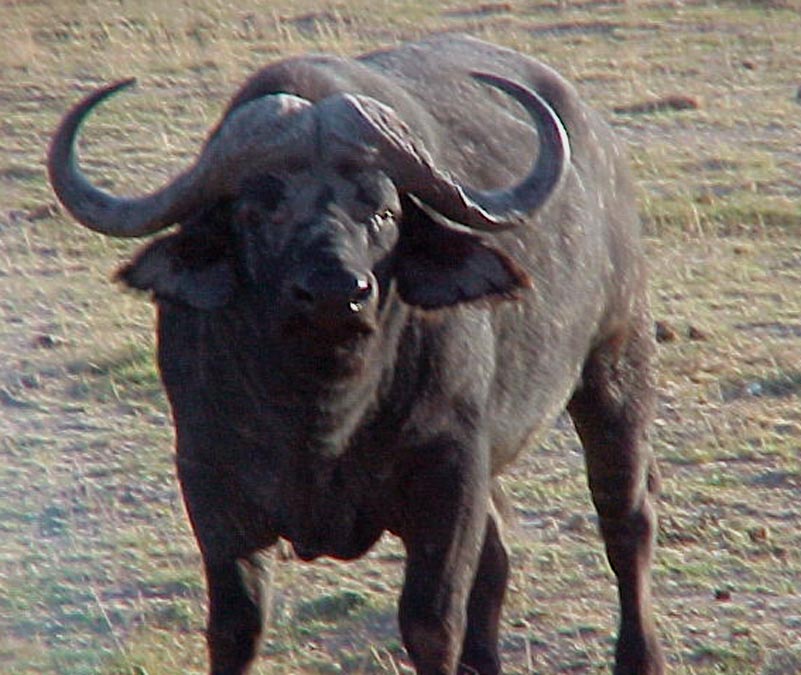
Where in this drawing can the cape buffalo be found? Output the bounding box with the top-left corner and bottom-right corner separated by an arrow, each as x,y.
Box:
48,34 -> 664,675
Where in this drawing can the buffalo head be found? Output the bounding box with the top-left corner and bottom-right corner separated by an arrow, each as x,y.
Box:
48,75 -> 568,368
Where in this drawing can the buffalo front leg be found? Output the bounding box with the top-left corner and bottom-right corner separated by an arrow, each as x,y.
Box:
459,512 -> 509,674
567,319 -> 666,675
395,442 -> 491,675
203,556 -> 265,675
178,460 -> 269,675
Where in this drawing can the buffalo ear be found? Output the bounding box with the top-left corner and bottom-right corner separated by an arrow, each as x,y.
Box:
394,195 -> 531,309
116,233 -> 236,310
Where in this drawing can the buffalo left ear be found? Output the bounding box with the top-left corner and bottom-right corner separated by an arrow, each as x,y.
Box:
394,195 -> 532,309
116,234 -> 236,311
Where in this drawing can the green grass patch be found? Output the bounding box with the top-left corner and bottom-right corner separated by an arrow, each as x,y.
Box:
295,590 -> 370,624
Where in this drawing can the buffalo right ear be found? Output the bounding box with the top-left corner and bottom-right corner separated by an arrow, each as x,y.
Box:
394,195 -> 532,309
116,234 -> 236,311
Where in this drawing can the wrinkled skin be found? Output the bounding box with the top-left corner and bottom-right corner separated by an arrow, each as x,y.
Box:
49,34 -> 665,675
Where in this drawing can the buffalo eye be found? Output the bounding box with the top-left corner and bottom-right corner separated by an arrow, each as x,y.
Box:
368,209 -> 394,235
240,173 -> 286,213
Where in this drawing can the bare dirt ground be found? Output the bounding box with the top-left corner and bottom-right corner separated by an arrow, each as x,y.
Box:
1,1 -> 800,673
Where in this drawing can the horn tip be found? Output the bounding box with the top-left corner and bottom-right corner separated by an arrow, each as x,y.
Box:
105,77 -> 138,96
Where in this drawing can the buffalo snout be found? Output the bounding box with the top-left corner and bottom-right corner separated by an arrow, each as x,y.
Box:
286,266 -> 378,333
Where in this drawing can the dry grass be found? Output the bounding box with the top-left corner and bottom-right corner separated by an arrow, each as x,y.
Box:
1,1 -> 800,673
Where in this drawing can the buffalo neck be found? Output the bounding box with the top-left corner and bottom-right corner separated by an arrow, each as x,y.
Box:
158,287 -> 411,463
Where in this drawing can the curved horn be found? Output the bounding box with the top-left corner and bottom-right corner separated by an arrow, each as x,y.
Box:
48,80 -> 314,238
317,73 -> 570,231
48,79 -> 204,238
459,72 -> 571,227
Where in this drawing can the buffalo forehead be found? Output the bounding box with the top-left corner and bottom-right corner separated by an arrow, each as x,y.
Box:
270,166 -> 398,224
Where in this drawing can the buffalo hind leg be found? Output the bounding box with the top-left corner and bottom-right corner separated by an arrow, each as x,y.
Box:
567,320 -> 665,675
459,513 -> 509,674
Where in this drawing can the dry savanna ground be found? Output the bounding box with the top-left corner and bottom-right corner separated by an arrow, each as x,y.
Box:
1,0 -> 800,673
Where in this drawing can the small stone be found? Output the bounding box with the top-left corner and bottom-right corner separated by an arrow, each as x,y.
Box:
655,320 -> 679,343
614,94 -> 701,115
714,588 -> 732,602
745,382 -> 763,397
28,203 -> 60,221
32,333 -> 66,349
687,325 -> 709,341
